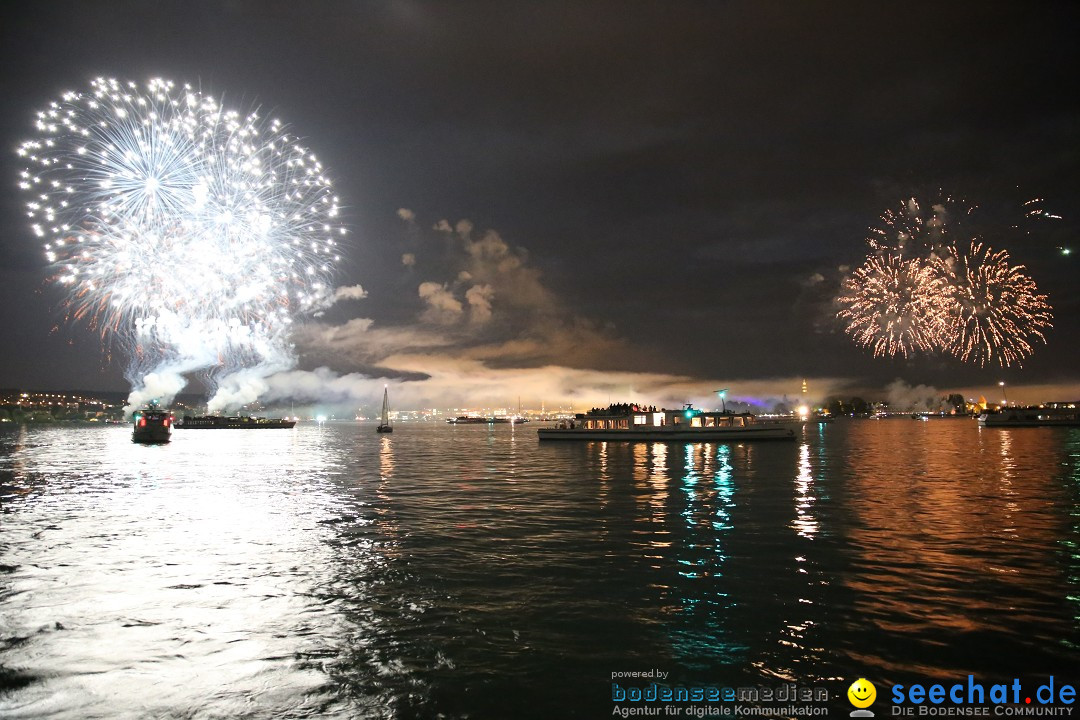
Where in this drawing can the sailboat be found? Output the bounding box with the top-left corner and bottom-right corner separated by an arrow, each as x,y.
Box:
376,386 -> 393,433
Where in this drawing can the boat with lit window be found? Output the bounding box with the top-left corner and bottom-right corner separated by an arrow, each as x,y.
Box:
537,403 -> 796,441
175,415 -> 296,429
132,405 -> 173,444
977,402 -> 1080,427
446,415 -> 526,424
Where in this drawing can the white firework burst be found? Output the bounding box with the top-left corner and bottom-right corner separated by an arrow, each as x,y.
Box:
16,77 -> 346,409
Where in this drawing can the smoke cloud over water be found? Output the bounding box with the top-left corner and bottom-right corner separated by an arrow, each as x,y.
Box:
263,212 -> 854,414
207,356 -> 296,415
125,371 -> 191,415
885,378 -> 941,412
254,363 -> 846,418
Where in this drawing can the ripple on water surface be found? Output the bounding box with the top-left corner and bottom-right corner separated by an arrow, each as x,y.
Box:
1,420 -> 1079,718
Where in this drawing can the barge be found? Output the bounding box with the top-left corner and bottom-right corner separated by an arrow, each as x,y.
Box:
176,415 -> 296,429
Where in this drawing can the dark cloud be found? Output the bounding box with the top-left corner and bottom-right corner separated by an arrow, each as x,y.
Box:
296,214 -> 642,375
1,1 -> 1078,404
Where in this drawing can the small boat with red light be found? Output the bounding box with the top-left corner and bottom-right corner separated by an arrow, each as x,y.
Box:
132,404 -> 173,444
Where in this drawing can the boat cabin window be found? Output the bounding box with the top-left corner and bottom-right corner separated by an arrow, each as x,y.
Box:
690,416 -> 703,428
586,418 -> 631,430
634,414 -> 648,425
703,416 -> 716,427
652,413 -> 665,426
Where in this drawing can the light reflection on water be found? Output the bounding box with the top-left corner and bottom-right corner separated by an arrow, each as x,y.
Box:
837,422 -> 1080,678
1,420 -> 1078,718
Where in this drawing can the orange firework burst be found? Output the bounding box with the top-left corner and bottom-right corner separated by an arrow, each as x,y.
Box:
935,243 -> 1053,367
837,253 -> 949,359
840,193 -> 1055,368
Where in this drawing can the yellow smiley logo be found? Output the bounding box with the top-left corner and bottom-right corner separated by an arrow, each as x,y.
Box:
847,678 -> 876,708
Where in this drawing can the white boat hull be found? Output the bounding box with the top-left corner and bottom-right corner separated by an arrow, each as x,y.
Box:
537,425 -> 796,441
978,412 -> 1080,427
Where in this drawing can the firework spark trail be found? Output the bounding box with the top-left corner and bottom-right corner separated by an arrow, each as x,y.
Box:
837,253 -> 949,359
935,243 -> 1053,368
16,78 -> 345,412
866,193 -> 974,261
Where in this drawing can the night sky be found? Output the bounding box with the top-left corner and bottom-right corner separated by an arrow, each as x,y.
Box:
2,1 -> 1078,411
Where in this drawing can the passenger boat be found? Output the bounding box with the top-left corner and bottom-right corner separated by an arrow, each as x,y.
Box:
175,415 -> 296,429
537,403 -> 796,441
446,415 -> 528,424
132,405 -> 173,444
977,402 -> 1080,427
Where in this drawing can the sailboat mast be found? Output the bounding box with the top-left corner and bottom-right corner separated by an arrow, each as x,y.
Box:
376,384 -> 394,433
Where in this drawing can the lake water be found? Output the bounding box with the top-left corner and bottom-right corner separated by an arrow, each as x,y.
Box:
1,419 -> 1078,718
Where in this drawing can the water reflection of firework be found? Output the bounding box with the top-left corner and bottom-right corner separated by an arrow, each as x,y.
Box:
936,243 -> 1053,368
837,253 -> 948,359
16,78 -> 344,410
